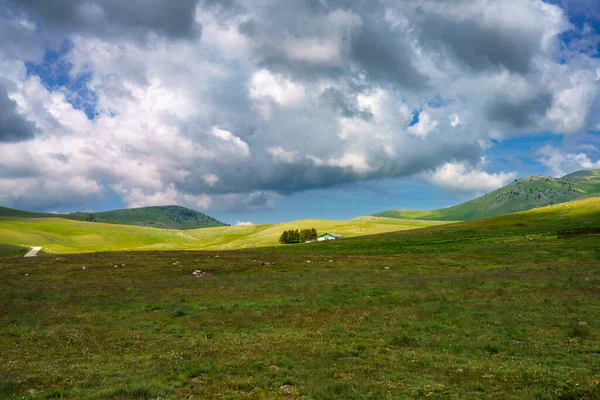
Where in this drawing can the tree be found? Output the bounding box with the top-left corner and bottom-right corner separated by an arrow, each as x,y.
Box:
279,231 -> 289,244
279,228 -> 318,244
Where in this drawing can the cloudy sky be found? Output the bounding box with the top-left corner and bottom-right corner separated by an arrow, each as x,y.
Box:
0,0 -> 599,224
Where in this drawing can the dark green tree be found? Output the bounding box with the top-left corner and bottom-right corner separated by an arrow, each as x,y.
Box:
279,231 -> 289,244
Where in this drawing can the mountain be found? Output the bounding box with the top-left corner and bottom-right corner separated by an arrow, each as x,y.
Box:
374,168 -> 600,221
0,205 -> 227,230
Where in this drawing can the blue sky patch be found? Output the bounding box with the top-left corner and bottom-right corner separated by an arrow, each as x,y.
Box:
25,40 -> 98,120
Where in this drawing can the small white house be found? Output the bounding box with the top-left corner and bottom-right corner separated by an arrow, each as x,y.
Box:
318,233 -> 343,241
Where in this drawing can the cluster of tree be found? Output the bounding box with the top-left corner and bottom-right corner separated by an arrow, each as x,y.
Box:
279,228 -> 318,244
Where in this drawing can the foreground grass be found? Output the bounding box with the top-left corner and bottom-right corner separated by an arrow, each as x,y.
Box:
1,250 -> 599,399
1,198 -> 600,399
0,243 -> 29,258
0,216 -> 448,254
0,199 -> 600,399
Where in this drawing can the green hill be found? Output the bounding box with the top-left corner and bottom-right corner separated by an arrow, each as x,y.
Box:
374,168 -> 600,221
0,205 -> 227,230
274,196 -> 600,256
0,215 -> 449,254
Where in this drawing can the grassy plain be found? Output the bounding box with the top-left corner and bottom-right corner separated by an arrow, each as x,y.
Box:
0,216 -> 448,254
1,198 -> 600,399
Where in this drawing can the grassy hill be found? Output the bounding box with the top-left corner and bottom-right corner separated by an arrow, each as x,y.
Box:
0,205 -> 227,230
276,196 -> 600,256
1,198 -> 599,399
374,168 -> 600,221
0,215 -> 449,255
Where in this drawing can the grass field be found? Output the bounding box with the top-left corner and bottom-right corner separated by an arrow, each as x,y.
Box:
0,216 -> 449,254
0,243 -> 29,258
1,198 -> 599,398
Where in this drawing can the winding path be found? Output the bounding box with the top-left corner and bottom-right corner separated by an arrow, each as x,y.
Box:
24,247 -> 42,258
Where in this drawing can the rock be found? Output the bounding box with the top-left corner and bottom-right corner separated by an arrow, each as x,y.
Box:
279,385 -> 295,395
329,260 -> 334,262
578,321 -> 589,327
483,374 -> 493,378
306,260 -> 312,263
114,265 -> 118,268
384,267 -> 390,270
121,263 -> 126,267
81,266 -> 87,270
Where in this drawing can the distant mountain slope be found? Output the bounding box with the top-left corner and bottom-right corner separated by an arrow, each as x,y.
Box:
374,168 -> 600,221
0,205 -> 227,230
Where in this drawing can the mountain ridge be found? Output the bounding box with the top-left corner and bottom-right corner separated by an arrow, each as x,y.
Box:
374,168 -> 600,221
0,205 -> 228,230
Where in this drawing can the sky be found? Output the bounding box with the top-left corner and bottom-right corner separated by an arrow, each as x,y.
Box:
0,0 -> 599,225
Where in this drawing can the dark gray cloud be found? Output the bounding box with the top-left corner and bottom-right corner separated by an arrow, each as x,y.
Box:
350,21 -> 429,90
11,0 -> 201,41
486,92 -> 553,128
0,82 -> 37,143
415,11 -> 539,74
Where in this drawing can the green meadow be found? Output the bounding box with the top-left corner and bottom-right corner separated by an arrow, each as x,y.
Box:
0,216 -> 448,255
1,198 -> 600,399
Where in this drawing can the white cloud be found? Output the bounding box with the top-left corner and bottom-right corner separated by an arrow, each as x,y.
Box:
546,84 -> 597,134
449,114 -> 461,127
236,220 -> 254,226
202,173 -> 219,186
211,127 -> 250,157
114,184 -> 179,208
408,112 -> 439,137
267,147 -> 298,163
249,69 -> 306,119
537,145 -> 600,177
421,161 -> 517,193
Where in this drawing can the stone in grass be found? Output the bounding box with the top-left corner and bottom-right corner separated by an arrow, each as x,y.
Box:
81,266 -> 87,270
192,270 -> 208,277
279,385 -> 297,395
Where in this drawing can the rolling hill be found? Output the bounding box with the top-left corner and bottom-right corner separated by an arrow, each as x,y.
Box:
274,196 -> 600,256
374,168 -> 600,221
0,205 -> 227,230
0,215 -> 449,255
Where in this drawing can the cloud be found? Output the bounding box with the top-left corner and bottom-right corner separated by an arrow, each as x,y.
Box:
421,161 -> 517,193
537,145 -> 600,177
0,81 -> 38,142
0,0 -> 599,213
11,0 -> 201,42
235,220 -> 254,226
